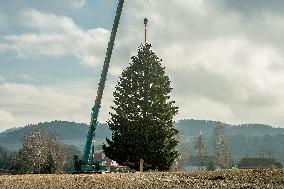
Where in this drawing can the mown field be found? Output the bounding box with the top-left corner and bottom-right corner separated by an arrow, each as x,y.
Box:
0,169 -> 283,189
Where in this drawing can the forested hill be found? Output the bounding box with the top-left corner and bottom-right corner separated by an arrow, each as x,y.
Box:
0,120 -> 111,152
176,119 -> 284,137
176,119 -> 284,163
1,119 -> 284,159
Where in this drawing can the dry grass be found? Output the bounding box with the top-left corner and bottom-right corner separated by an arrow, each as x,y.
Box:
0,169 -> 283,189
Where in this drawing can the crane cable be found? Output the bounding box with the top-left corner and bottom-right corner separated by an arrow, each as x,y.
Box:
144,0 -> 149,10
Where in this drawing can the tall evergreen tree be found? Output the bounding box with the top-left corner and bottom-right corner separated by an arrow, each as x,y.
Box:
103,44 -> 178,171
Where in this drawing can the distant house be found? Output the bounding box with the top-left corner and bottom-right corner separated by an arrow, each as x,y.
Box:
93,151 -> 112,170
93,151 -> 133,172
238,158 -> 283,169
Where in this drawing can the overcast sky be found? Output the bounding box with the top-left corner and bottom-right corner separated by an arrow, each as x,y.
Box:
1,0 -> 284,131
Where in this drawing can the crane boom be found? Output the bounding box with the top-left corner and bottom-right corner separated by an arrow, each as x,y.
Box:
82,0 -> 125,167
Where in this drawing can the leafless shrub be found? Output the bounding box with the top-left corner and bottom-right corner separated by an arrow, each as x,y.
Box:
10,127 -> 68,174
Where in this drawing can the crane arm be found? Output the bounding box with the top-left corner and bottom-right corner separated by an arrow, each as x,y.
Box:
83,0 -> 125,163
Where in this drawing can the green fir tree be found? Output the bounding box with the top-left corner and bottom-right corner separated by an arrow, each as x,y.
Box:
103,44 -> 179,171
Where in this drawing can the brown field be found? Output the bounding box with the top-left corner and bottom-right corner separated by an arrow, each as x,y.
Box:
0,169 -> 283,189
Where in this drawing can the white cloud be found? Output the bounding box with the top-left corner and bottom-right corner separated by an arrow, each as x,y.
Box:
18,74 -> 32,81
22,9 -> 79,32
0,81 -> 104,132
0,109 -> 15,122
0,9 -> 109,67
111,0 -> 284,127
1,0 -> 284,130
0,109 -> 16,131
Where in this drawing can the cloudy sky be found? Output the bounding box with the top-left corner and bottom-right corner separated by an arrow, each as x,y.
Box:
0,0 -> 284,131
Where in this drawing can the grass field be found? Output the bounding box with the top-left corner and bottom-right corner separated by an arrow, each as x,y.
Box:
0,169 -> 283,189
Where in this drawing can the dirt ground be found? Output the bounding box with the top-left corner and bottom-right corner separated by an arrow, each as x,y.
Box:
0,169 -> 283,189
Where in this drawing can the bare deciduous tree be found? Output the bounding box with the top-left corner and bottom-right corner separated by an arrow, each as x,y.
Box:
213,122 -> 231,169
174,132 -> 190,171
11,127 -> 68,174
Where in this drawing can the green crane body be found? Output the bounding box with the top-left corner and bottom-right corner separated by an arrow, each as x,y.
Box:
74,0 -> 124,173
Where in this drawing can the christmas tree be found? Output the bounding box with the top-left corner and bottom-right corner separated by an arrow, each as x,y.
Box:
103,44 -> 178,171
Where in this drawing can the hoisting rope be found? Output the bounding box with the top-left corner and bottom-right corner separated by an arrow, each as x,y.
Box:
144,0 -> 149,10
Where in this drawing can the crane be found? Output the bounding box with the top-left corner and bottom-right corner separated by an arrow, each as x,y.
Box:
74,0 -> 125,173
